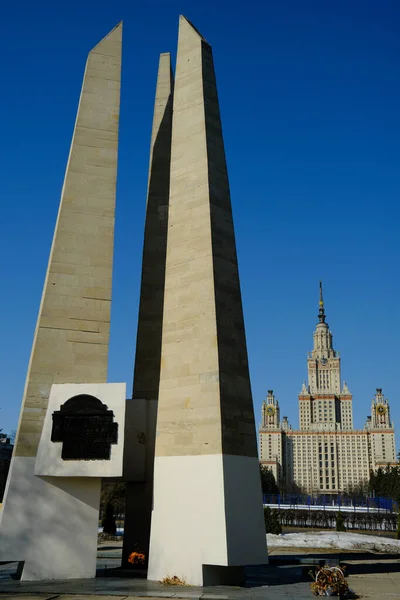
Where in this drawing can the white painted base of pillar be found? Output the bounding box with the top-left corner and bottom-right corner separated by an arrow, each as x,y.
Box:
148,454 -> 267,586
0,456 -> 101,580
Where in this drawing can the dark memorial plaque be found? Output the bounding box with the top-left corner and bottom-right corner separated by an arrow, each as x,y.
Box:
51,394 -> 118,460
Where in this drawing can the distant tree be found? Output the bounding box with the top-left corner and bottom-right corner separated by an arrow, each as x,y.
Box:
101,501 -> 116,535
100,481 -> 126,521
344,479 -> 369,499
288,481 -> 306,495
264,506 -> 282,534
336,512 -> 346,532
369,466 -> 400,503
259,464 -> 279,494
9,430 -> 16,444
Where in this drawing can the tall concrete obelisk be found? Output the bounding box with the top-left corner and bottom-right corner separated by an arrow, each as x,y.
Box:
132,52 -> 173,402
0,23 -> 122,579
148,16 -> 267,586
122,52 -> 173,565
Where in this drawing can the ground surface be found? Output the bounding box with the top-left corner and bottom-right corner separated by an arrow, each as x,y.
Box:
1,535 -> 400,598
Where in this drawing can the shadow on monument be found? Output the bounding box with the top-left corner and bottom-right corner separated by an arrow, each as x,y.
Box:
3,473 -> 101,579
201,40 -> 258,461
121,87 -> 173,569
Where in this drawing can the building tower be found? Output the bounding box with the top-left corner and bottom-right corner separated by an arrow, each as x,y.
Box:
148,15 -> 267,586
262,390 -> 280,429
260,391 -> 282,485
371,388 -> 392,429
299,282 -> 353,431
368,388 -> 396,467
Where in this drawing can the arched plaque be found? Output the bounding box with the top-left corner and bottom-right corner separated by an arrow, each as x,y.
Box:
51,394 -> 118,460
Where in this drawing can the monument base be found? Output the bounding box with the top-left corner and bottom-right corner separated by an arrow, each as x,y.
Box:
0,456 -> 101,580
147,453 -> 267,586
0,382 -> 126,580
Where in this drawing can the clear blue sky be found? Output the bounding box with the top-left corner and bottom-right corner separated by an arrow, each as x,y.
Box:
1,1 -> 399,446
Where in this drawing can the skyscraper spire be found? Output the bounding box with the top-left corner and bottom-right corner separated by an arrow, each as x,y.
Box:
318,280 -> 326,323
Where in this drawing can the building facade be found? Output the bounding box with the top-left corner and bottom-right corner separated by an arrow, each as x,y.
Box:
259,283 -> 396,495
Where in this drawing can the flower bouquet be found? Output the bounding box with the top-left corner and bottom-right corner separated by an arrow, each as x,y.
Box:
310,566 -> 356,597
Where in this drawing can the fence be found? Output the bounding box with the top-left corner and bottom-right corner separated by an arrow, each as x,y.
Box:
263,494 -> 396,513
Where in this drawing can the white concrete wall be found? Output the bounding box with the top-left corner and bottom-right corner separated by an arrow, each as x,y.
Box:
0,456 -> 100,580
148,454 -> 267,586
148,455 -> 228,585
222,455 -> 268,565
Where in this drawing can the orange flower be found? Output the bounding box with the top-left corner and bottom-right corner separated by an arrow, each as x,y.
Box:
128,551 -> 145,565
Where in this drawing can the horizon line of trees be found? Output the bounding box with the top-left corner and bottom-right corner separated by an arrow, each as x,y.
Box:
259,463 -> 400,503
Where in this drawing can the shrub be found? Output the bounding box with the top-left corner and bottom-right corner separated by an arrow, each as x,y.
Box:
264,507 -> 282,534
336,511 -> 346,532
259,464 -> 279,494
262,507 -> 396,531
271,509 -> 282,534
102,501 -> 116,535
396,513 -> 400,540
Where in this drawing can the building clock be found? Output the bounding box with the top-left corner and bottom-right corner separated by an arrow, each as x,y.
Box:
266,405 -> 276,416
376,404 -> 387,415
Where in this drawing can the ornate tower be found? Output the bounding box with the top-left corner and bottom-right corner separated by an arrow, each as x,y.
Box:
308,282 -> 341,395
262,390 -> 280,429
260,390 -> 282,485
299,282 -> 353,430
371,388 -> 392,429
369,388 -> 396,465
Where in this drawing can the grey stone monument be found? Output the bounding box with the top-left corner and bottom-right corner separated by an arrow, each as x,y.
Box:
0,16 -> 267,586
147,16 -> 267,586
0,23 -> 123,580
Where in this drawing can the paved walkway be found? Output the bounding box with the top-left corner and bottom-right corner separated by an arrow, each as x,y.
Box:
1,543 -> 400,599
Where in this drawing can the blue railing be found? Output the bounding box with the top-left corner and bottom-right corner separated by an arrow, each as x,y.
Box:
263,493 -> 396,512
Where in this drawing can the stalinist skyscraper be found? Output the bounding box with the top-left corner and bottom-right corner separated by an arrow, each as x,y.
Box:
299,282 -> 353,432
259,283 -> 396,495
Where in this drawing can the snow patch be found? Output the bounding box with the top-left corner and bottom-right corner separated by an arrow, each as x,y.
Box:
267,531 -> 400,554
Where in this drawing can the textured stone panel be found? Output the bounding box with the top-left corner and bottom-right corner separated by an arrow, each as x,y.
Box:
155,16 -> 257,459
